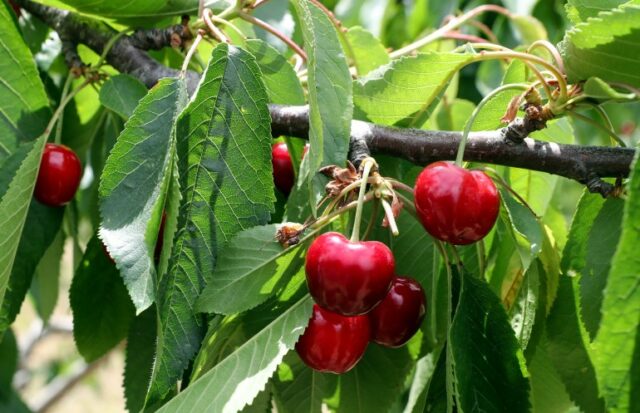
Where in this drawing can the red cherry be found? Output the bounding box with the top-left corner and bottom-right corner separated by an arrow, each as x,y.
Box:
305,232 -> 395,315
272,142 -> 295,195
369,277 -> 426,348
413,162 -> 499,245
34,143 -> 82,207
295,304 -> 370,374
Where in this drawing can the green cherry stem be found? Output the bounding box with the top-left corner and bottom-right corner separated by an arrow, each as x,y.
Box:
350,158 -> 375,242
181,31 -> 205,75
455,83 -> 530,166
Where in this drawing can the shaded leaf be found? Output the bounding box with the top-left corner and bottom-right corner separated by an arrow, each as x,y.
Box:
346,26 -> 390,76
449,270 -> 530,413
581,198 -> 624,340
155,296 -> 313,413
99,77 -> 188,313
0,202 -> 63,337
291,0 -> 353,214
197,224 -> 306,315
147,43 -> 275,404
593,151 -> 640,412
124,306 -> 157,413
70,236 -> 136,362
353,52 -> 472,126
0,329 -> 17,399
561,3 -> 640,88
246,39 -> 305,105
99,74 -> 148,119
30,229 -> 64,323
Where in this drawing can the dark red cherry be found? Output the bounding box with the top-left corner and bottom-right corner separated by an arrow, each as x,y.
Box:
305,232 -> 395,316
272,142 -> 295,195
413,162 -> 500,245
369,277 -> 426,348
295,304 -> 370,374
34,143 -> 82,207
8,0 -> 21,16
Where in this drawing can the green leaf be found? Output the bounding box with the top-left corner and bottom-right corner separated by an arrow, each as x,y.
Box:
99,77 -> 188,313
124,306 -> 157,413
501,190 -> 543,268
435,99 -> 475,131
291,0 -> 353,213
0,329 -> 17,399
583,77 -> 636,101
510,14 -> 548,44
346,26 -> 390,76
353,52 -> 472,126
0,202 -> 63,337
593,151 -> 640,412
0,135 -> 47,321
449,271 -> 530,413
528,333 -> 576,413
0,390 -> 31,413
547,192 -> 606,413
245,39 -> 305,105
147,43 -> 275,404
197,224 -> 305,315
0,1 -> 49,173
581,198 -> 624,340
99,74 -> 148,119
566,0 -> 630,23
30,229 -> 64,323
508,260 -> 540,349
272,351 -> 337,413
70,236 -> 136,362
561,3 -> 640,87
35,0 -> 228,19
155,295 -> 313,413
331,345 -> 413,413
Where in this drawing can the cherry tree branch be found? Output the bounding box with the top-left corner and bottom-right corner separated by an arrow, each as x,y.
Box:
18,0 -> 637,196
270,105 -> 634,197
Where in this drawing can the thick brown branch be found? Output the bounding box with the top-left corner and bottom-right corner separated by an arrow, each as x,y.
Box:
18,0 -> 637,196
269,105 -> 635,197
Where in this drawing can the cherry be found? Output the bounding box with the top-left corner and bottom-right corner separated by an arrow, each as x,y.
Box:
8,0 -> 21,17
413,161 -> 499,245
272,142 -> 295,195
305,232 -> 395,316
295,304 -> 370,374
34,143 -> 82,207
369,277 -> 426,348
271,142 -> 309,195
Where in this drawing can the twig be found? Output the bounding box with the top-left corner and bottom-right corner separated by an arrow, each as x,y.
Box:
203,8 -> 232,43
238,11 -> 307,61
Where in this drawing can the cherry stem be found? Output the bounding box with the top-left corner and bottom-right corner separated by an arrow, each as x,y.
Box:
478,166 -> 538,217
387,179 -> 414,194
204,9 -> 232,43
362,200 -> 379,241
54,74 -> 75,144
208,13 -> 246,39
44,79 -> 92,138
568,108 -> 626,147
181,30 -> 205,75
455,83 -> 530,166
526,40 -> 565,74
238,11 -> 308,61
350,158 -> 375,242
311,192 -> 374,231
389,4 -> 511,58
380,198 -> 399,236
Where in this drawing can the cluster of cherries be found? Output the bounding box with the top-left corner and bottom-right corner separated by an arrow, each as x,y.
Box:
272,144 -> 500,374
296,232 -> 426,374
